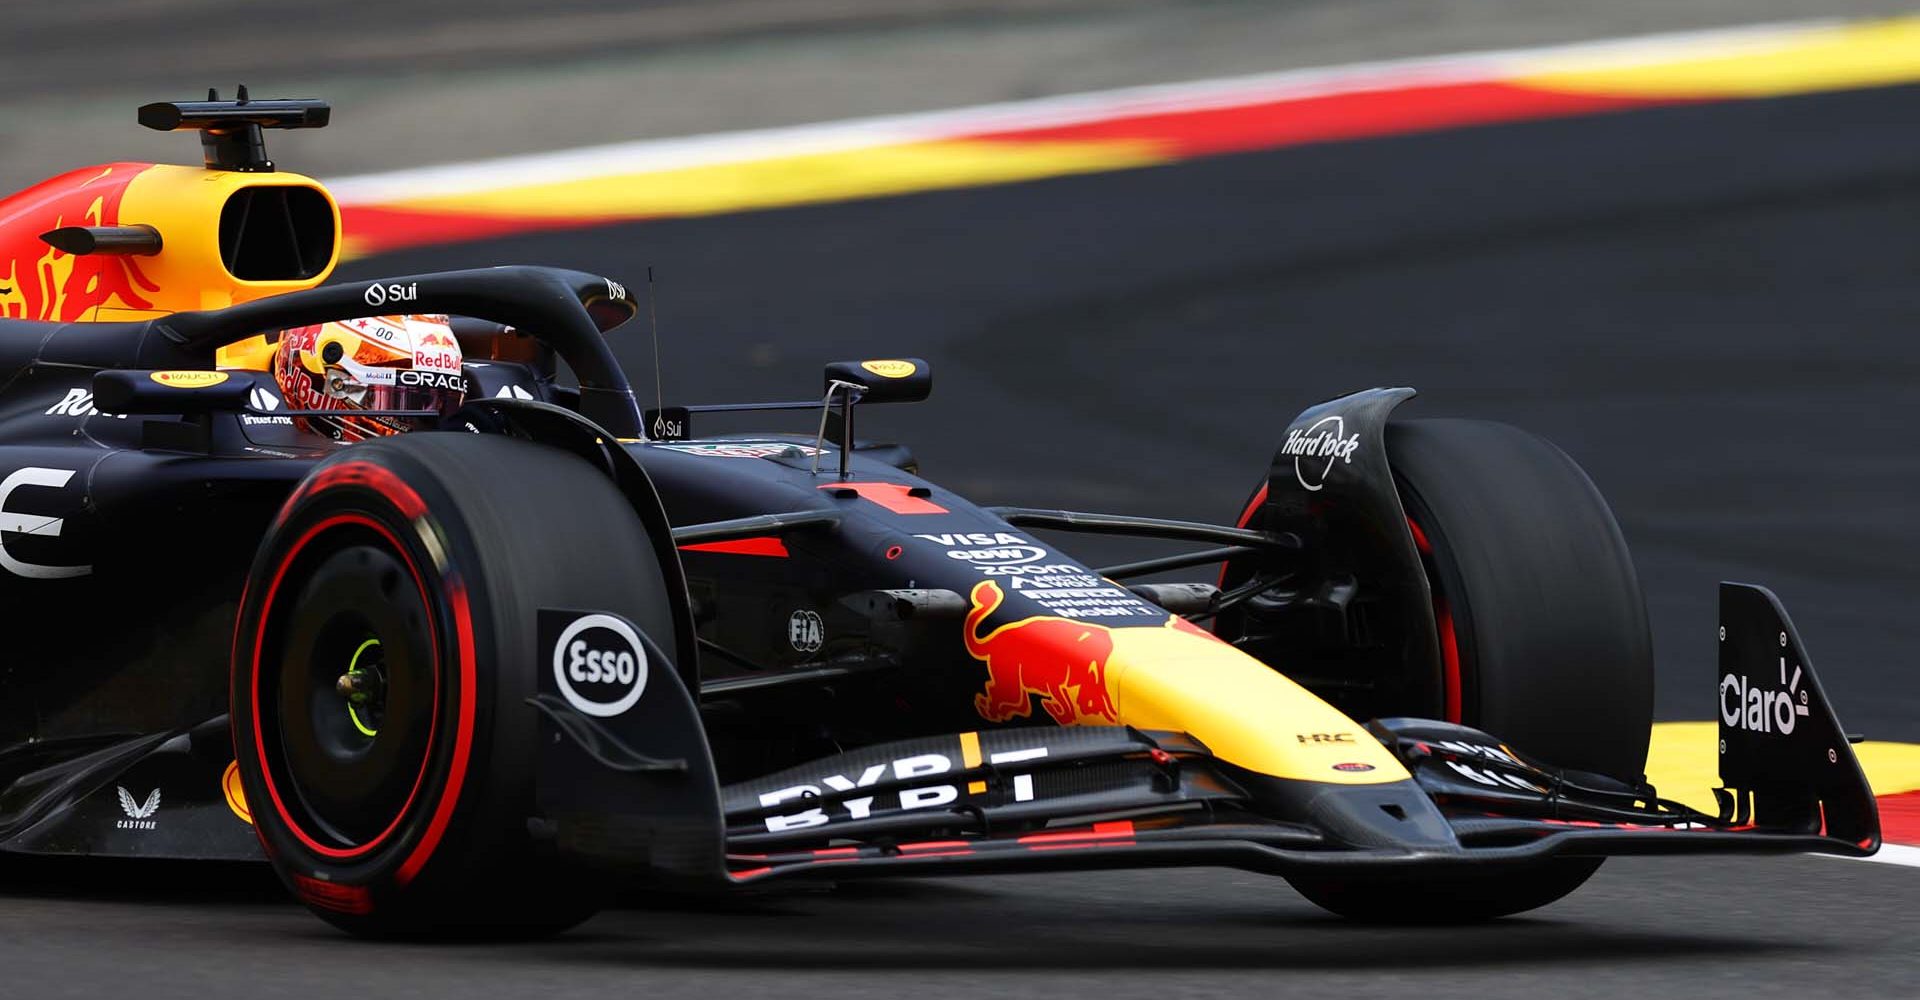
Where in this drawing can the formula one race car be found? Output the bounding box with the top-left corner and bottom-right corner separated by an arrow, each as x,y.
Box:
0,97 -> 1879,936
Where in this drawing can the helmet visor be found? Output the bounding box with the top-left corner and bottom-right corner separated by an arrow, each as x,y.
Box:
333,356 -> 468,419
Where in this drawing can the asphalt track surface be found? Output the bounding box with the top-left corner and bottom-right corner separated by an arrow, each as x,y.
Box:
4,0 -> 1912,185
6,72 -> 1920,1000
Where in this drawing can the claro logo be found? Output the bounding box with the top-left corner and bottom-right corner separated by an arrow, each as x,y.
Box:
1722,637 -> 1810,736
551,613 -> 649,718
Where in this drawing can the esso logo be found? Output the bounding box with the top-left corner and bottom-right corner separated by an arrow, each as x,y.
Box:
551,613 -> 648,717
415,350 -> 461,372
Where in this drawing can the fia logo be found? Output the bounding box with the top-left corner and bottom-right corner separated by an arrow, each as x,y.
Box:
788,610 -> 824,654
116,786 -> 160,831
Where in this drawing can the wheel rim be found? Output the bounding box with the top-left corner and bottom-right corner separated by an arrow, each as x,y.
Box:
253,513 -> 441,858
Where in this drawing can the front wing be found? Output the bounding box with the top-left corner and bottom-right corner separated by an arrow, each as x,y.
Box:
722,726 -> 1869,886
721,582 -> 1877,884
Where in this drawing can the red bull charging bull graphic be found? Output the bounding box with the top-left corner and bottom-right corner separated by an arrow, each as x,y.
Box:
966,580 -> 1120,725
0,164 -> 160,322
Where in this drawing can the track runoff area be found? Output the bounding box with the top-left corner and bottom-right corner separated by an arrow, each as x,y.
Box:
331,16 -> 1920,863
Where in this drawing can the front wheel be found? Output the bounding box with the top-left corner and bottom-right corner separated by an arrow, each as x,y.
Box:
232,432 -> 684,938
1252,418 -> 1652,919
1385,418 -> 1653,779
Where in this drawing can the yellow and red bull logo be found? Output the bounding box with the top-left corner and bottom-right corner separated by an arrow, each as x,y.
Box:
0,164 -> 159,322
966,580 -> 1119,726
962,579 -> 1407,784
3,160 -> 341,330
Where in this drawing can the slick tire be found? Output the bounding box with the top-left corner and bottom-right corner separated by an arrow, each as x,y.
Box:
1284,419 -> 1653,920
231,432 -> 682,938
1385,419 -> 1653,780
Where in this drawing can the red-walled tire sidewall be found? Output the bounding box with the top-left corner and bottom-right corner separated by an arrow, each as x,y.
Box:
231,433 -> 678,937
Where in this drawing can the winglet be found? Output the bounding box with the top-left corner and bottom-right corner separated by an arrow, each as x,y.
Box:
1717,582 -> 1878,850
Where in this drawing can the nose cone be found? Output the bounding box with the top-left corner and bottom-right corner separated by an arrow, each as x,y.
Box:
1101,620 -> 1409,785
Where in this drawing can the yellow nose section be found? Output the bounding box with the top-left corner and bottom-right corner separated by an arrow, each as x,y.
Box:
1103,621 -> 1409,784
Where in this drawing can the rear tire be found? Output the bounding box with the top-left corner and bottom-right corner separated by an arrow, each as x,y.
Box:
1262,418 -> 1652,920
232,432 -> 683,938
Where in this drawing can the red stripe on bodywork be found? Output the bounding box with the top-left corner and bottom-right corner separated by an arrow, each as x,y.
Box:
972,82 -> 1673,158
819,481 -> 949,514
680,536 -> 791,557
1017,820 -> 1136,846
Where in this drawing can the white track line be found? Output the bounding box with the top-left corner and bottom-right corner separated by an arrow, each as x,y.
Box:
325,17 -> 1837,204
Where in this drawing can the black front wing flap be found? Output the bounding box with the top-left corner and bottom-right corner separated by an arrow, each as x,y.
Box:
717,582 -> 1878,885
722,737 -> 1865,885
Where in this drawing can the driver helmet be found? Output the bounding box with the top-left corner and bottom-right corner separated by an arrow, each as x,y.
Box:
273,314 -> 467,441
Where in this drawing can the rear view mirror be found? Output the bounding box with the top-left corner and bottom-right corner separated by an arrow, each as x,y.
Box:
93,369 -> 252,415
823,358 -> 931,404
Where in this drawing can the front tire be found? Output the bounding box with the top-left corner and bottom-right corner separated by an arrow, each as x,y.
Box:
1252,418 -> 1652,920
1386,418 -> 1652,779
232,432 -> 683,938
